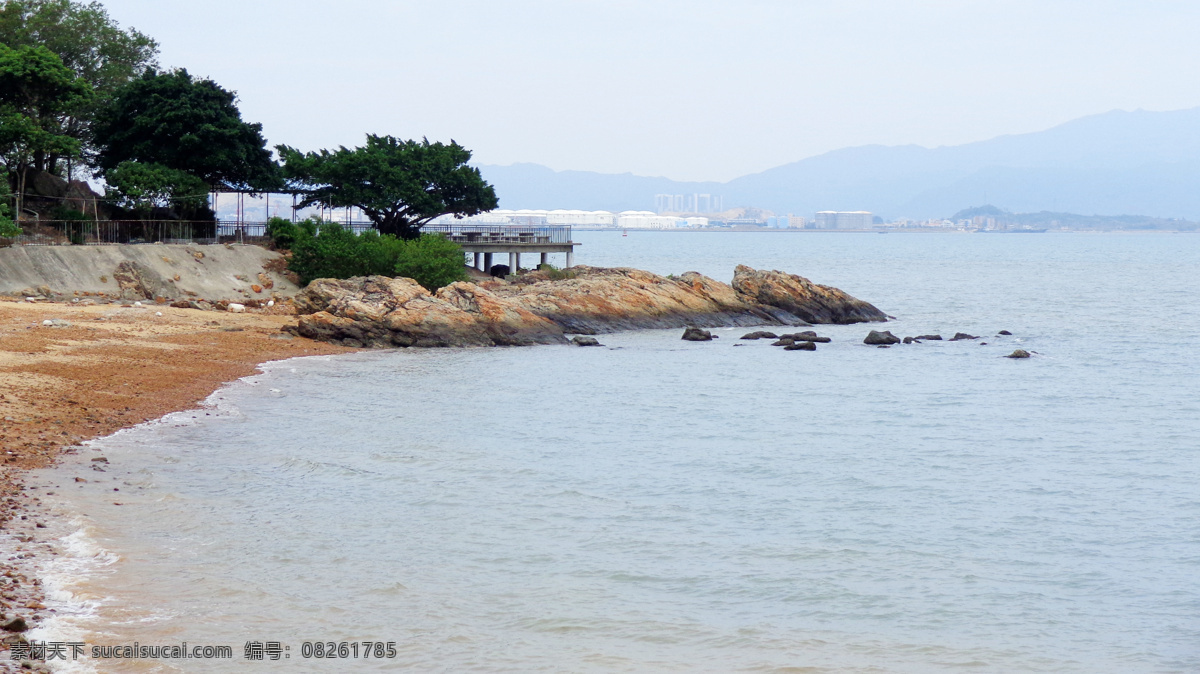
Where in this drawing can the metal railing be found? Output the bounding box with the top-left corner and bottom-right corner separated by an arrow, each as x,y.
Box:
0,220 -> 573,246
423,223 -> 572,244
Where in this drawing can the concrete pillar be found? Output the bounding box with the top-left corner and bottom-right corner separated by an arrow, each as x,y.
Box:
515,252 -> 522,272
473,252 -> 482,270
566,249 -> 575,268
508,251 -> 517,274
484,252 -> 493,272
540,252 -> 548,267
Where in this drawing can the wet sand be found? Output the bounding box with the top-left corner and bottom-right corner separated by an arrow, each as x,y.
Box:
0,297 -> 347,666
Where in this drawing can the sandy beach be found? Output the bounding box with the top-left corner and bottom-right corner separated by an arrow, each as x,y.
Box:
0,297 -> 347,665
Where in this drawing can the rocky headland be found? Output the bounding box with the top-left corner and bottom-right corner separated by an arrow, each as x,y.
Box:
292,265 -> 887,348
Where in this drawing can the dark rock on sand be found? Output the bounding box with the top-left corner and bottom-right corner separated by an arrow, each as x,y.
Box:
740,331 -> 778,340
2,616 -> 27,632
864,330 -> 901,345
784,341 -> 817,351
681,327 -> 713,341
949,332 -> 978,341
1005,349 -> 1031,359
571,336 -> 602,346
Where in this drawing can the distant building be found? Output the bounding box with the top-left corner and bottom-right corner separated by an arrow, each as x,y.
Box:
815,211 -> 874,229
654,193 -> 722,214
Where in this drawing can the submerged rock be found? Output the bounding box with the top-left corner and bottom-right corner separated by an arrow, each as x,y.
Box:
1005,349 -> 1031,359
998,330 -> 1013,336
681,327 -> 713,341
787,331 -> 830,343
740,330 -> 779,340
949,332 -> 978,341
770,337 -> 795,346
916,334 -> 943,341
864,330 -> 901,345
784,341 -> 816,351
903,336 -> 915,344
571,336 -> 602,346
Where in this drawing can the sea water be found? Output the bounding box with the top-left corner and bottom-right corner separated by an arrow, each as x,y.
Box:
27,231 -> 1200,672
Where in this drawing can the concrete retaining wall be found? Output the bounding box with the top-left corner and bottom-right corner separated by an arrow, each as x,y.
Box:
0,244 -> 300,301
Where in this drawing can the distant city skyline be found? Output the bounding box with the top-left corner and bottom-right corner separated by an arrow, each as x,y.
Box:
97,0 -> 1200,182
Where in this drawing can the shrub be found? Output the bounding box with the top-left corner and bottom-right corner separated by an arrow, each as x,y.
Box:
0,180 -> 18,238
537,263 -> 576,281
286,223 -> 467,291
265,216 -> 299,250
393,234 -> 468,291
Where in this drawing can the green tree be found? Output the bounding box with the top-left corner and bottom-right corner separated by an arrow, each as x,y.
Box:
103,160 -> 208,216
278,135 -> 498,239
0,0 -> 158,174
0,42 -> 91,217
0,178 -> 19,237
93,69 -> 278,191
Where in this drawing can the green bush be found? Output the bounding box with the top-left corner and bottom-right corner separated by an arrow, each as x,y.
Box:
0,181 -> 18,238
394,234 -> 469,291
265,216 -> 299,250
286,223 -> 466,291
537,263 -> 576,281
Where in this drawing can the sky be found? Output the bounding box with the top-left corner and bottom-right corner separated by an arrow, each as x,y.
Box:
99,0 -> 1200,183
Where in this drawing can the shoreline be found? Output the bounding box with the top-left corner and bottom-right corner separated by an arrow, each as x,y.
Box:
0,297 -> 350,662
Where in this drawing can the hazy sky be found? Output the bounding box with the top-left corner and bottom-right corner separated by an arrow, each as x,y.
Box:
99,0 -> 1200,182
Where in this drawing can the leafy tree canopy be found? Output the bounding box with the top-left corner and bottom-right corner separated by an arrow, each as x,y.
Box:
0,0 -> 156,97
103,160 -> 208,216
0,0 -> 157,173
93,69 -> 279,191
0,43 -> 89,214
278,135 -> 498,239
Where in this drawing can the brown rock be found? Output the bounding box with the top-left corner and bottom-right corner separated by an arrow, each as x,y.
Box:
251,284 -> 263,294
731,265 -> 886,324
291,265 -> 885,348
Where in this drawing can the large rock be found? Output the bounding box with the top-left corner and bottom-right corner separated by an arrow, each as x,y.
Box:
112,261 -> 171,300
488,266 -> 786,333
295,276 -> 564,347
731,265 -> 886,324
293,265 -> 887,348
681,327 -> 713,341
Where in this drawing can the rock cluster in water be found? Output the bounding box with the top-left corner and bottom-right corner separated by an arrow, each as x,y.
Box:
291,265 -> 887,348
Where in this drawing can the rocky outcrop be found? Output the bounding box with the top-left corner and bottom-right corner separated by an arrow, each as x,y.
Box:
292,265 -> 887,348
731,265 -> 887,324
112,261 -> 170,300
864,330 -> 901,345
681,327 -> 713,341
487,266 -> 792,333
295,276 -> 566,348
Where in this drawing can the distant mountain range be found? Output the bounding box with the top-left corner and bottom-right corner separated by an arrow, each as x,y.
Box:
478,108 -> 1200,220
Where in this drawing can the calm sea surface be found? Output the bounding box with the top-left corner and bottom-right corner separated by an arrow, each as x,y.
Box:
27,231 -> 1200,672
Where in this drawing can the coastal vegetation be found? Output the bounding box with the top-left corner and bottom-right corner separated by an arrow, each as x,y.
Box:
0,0 -> 496,251
268,217 -> 467,290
